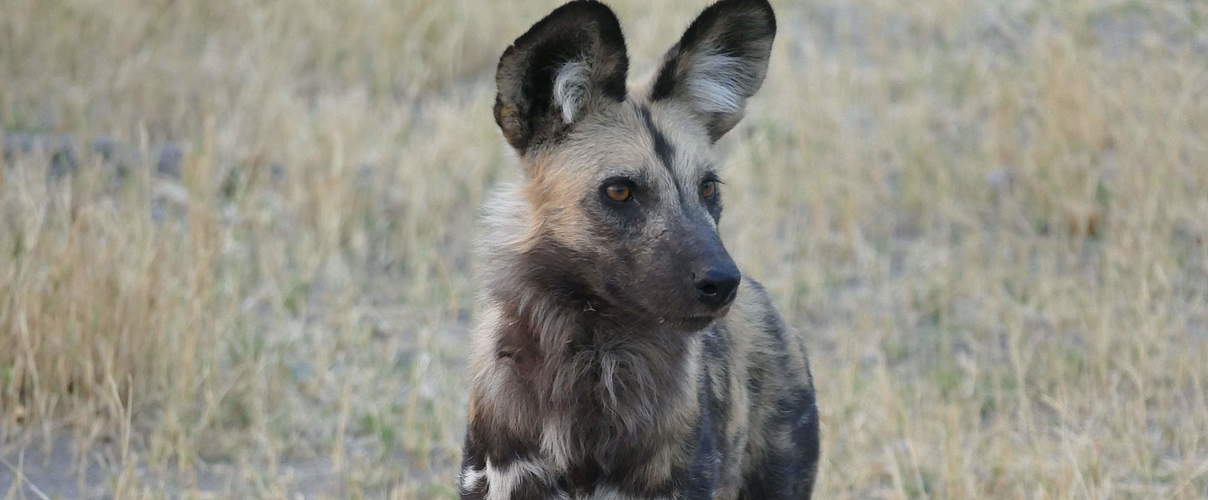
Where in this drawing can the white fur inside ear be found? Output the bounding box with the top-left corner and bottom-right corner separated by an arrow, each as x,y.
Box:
683,52 -> 753,114
553,61 -> 590,123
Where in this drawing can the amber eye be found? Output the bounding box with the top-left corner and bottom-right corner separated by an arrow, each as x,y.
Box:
701,180 -> 720,200
605,184 -> 632,202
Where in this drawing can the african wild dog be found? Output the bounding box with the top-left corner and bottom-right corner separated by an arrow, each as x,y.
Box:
460,0 -> 818,498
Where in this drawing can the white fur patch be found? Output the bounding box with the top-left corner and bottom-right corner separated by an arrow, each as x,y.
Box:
461,465 -> 485,492
553,61 -> 590,123
683,52 -> 750,114
485,458 -> 552,500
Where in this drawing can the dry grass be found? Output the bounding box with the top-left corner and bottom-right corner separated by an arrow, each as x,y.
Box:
2,0 -> 1206,498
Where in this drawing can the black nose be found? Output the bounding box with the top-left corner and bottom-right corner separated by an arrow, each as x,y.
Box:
695,269 -> 741,309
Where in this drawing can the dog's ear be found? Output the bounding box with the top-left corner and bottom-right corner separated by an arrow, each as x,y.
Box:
650,0 -> 776,142
494,1 -> 629,154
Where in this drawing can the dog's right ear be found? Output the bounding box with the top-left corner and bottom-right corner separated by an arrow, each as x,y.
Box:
494,1 -> 629,155
650,0 -> 775,142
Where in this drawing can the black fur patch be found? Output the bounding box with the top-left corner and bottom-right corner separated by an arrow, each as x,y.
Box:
640,106 -> 676,170
739,384 -> 819,500
685,378 -> 721,500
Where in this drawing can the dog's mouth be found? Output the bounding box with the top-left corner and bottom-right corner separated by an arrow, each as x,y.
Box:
662,314 -> 722,332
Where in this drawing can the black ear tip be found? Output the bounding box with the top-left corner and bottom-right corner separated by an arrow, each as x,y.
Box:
736,0 -> 776,37
727,0 -> 776,25
503,0 -> 627,57
496,0 -> 629,83
723,0 -> 774,9
546,0 -> 615,21
532,1 -> 621,31
759,0 -> 777,27
714,0 -> 776,21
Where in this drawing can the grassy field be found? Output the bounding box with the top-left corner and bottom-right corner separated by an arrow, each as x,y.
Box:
2,0 -> 1206,498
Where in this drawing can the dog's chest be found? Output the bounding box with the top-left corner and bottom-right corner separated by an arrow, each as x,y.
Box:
539,342 -> 740,498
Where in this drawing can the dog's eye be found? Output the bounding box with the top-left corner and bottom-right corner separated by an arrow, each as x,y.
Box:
605,183 -> 633,202
701,180 -> 720,200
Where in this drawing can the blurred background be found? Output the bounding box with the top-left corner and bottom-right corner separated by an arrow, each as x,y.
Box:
1,0 -> 1206,498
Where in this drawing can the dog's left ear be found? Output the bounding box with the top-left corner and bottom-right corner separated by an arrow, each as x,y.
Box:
650,0 -> 776,142
494,1 -> 629,155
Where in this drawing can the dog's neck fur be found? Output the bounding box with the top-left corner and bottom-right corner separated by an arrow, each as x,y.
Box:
472,187 -> 702,485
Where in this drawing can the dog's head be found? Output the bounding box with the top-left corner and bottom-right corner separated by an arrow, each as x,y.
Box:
493,0 -> 775,331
